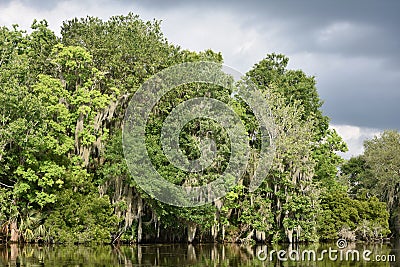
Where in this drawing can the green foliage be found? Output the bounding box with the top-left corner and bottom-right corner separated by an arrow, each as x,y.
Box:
341,130 -> 400,235
340,155 -> 369,196
318,187 -> 390,241
0,14 -> 391,245
363,130 -> 400,212
45,190 -> 118,243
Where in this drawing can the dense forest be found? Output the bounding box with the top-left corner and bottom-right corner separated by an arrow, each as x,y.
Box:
0,14 -> 398,245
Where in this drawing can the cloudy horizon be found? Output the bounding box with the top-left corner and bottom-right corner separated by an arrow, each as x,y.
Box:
1,0 -> 398,158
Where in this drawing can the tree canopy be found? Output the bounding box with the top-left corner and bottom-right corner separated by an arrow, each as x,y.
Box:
0,14 -> 391,244
341,130 -> 400,237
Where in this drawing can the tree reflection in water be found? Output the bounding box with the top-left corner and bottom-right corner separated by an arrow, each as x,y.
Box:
0,242 -> 397,267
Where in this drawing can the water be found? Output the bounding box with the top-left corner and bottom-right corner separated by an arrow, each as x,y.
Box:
0,242 -> 398,266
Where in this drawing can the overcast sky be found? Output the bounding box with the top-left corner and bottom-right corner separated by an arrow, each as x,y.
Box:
1,0 -> 399,158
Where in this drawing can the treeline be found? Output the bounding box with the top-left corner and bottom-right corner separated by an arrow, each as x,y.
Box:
0,14 -> 394,244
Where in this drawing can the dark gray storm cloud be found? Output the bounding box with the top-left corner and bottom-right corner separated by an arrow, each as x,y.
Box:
137,0 -> 400,129
321,75 -> 400,129
1,0 -> 399,130
137,0 -> 400,64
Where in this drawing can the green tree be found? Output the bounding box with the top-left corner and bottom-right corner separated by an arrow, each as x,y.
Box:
340,155 -> 370,197
247,54 -> 347,185
346,130 -> 400,235
318,186 -> 389,241
0,23 -> 118,243
363,130 -> 400,212
0,14 -> 390,245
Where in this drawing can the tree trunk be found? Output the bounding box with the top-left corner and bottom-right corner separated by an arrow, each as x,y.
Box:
187,223 -> 196,243
137,215 -> 142,243
137,198 -> 143,243
10,219 -> 19,243
286,228 -> 293,243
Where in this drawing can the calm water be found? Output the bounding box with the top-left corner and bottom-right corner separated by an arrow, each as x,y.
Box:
0,242 -> 399,266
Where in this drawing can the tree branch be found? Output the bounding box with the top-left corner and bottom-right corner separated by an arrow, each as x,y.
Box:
0,181 -> 13,188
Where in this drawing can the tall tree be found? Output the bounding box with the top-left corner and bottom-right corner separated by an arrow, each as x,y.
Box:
247,54 -> 347,186
0,15 -> 390,244
339,131 -> 400,238
363,130 -> 400,212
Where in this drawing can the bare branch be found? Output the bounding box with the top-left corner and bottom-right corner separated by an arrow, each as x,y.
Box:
0,181 -> 13,188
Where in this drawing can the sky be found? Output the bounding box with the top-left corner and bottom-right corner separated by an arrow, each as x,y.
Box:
0,0 -> 399,158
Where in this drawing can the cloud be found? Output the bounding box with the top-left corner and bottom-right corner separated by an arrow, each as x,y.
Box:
288,52 -> 400,129
155,9 -> 282,73
0,0 -> 57,10
0,0 -> 133,33
149,2 -> 400,130
331,124 -> 382,159
0,0 -> 399,133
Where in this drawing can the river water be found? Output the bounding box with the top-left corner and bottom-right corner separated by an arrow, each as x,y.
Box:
0,241 -> 399,266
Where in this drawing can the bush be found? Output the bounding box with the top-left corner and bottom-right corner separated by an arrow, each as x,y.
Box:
45,189 -> 118,243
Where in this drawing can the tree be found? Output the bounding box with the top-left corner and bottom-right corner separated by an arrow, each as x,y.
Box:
0,23 -> 58,242
247,54 -> 347,185
0,15 -> 390,245
362,130 -> 400,212
317,185 -> 389,241
243,54 -> 347,242
340,130 -> 400,237
340,155 -> 369,197
0,22 -> 118,243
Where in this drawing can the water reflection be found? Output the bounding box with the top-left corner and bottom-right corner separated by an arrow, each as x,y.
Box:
0,241 -> 398,266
